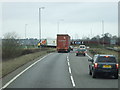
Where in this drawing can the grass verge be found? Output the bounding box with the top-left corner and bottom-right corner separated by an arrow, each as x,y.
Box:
2,48 -> 56,77
88,48 -> 119,65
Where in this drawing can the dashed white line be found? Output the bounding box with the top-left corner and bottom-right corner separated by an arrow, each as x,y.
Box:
70,76 -> 75,87
69,67 -> 72,74
67,55 -> 76,88
67,58 -> 69,62
1,53 -> 52,90
67,56 -> 69,59
68,61 -> 70,67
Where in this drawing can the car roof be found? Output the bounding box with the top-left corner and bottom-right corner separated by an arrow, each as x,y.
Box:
94,54 -> 115,57
79,45 -> 85,46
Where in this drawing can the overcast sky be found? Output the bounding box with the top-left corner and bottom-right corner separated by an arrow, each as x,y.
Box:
1,1 -> 118,39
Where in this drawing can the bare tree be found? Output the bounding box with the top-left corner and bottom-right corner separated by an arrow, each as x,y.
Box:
2,32 -> 22,60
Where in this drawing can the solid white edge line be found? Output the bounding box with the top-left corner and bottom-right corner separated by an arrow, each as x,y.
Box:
1,53 -> 52,89
86,53 -> 92,59
70,76 -> 75,87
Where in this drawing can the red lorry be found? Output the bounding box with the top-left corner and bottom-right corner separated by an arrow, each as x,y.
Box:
57,34 -> 70,53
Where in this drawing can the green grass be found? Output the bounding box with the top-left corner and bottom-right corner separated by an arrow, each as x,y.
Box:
2,48 -> 56,77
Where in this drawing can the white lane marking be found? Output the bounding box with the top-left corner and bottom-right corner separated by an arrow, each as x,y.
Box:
68,61 -> 70,67
119,74 -> 120,77
67,58 -> 69,62
70,76 -> 75,87
86,53 -> 92,59
1,53 -> 52,90
69,67 -> 72,74
67,56 -> 69,59
67,55 -> 76,88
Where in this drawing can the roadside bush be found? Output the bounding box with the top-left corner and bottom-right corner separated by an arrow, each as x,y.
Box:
2,32 -> 23,60
21,48 -> 41,55
2,39 -> 23,60
89,48 -> 103,55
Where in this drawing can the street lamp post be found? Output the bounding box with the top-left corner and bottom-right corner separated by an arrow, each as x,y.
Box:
25,24 -> 28,39
90,28 -> 92,39
57,21 -> 60,33
39,7 -> 45,43
57,19 -> 64,34
102,20 -> 104,48
25,24 -> 28,48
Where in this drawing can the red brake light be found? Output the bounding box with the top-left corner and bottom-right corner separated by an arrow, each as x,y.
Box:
105,56 -> 109,58
116,64 -> 119,69
94,63 -> 98,68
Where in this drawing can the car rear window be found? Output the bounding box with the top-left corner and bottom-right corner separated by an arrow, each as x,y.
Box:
80,46 -> 85,48
77,49 -> 86,51
97,57 -> 117,63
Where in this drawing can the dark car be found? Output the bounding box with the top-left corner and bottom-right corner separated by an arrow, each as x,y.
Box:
88,54 -> 119,79
75,48 -> 87,56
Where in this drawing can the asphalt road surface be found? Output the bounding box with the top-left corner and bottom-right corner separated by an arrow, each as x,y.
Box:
3,50 -> 118,88
69,52 -> 118,88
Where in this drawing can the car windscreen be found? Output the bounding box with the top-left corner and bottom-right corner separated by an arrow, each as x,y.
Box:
80,46 -> 85,48
76,49 -> 86,51
97,57 -> 116,63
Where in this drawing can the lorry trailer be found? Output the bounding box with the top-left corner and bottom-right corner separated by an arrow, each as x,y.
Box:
57,34 -> 70,53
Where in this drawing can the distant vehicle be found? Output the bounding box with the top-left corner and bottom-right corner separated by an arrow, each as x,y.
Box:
88,54 -> 119,79
37,42 -> 41,47
46,39 -> 56,47
75,48 -> 87,56
57,34 -> 70,53
74,47 -> 78,49
86,46 -> 90,49
69,46 -> 73,51
79,45 -> 86,49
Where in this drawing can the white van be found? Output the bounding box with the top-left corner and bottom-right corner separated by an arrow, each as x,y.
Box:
79,45 -> 86,49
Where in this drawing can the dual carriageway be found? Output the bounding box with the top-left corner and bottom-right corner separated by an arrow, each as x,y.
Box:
1,48 -> 118,88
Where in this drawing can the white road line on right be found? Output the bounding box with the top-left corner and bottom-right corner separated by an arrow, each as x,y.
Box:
86,53 -> 92,59
119,74 -> 120,77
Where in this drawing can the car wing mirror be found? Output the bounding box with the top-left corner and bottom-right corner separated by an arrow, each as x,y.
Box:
88,59 -> 94,62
